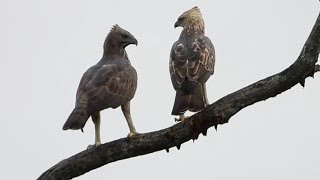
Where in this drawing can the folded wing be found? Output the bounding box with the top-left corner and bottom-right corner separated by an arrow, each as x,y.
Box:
169,36 -> 215,93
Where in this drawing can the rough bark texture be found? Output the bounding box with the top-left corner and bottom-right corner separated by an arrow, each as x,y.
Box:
38,12 -> 320,180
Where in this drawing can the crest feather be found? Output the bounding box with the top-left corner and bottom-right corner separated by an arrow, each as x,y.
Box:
110,24 -> 122,32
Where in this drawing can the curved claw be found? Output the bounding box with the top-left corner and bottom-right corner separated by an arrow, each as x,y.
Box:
127,132 -> 139,138
87,142 -> 101,149
175,115 -> 188,122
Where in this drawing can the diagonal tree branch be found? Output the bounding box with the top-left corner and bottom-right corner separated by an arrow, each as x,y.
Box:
38,12 -> 320,180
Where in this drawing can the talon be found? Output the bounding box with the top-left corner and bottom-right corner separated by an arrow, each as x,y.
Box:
127,132 -> 139,138
175,115 -> 188,122
87,142 -> 100,149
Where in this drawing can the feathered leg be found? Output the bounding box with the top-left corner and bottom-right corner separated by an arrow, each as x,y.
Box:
87,112 -> 101,149
121,101 -> 138,137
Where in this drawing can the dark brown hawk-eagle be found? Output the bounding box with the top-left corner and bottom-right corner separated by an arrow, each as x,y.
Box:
169,6 -> 215,121
63,25 -> 139,148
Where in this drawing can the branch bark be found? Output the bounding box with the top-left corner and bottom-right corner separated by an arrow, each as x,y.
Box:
38,12 -> 320,180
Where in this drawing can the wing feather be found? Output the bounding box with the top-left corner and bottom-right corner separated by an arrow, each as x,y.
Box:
76,60 -> 137,113
169,36 -> 215,91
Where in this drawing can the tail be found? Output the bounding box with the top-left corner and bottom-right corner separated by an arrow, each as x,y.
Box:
63,104 -> 90,131
171,83 -> 209,115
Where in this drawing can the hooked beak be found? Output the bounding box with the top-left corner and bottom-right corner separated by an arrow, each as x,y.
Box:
127,37 -> 138,47
133,38 -> 138,46
174,21 -> 180,28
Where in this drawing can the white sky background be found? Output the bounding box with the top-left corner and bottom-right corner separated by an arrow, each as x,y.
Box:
1,0 -> 320,179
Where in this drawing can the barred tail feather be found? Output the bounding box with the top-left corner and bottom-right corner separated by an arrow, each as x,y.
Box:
171,84 -> 208,115
63,104 -> 90,131
189,93 -> 206,112
171,89 -> 191,115
189,83 -> 208,112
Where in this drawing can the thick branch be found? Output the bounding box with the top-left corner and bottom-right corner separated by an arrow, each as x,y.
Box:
38,12 -> 320,180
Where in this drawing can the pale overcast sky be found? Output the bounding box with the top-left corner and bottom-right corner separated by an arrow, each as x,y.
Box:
1,0 -> 320,179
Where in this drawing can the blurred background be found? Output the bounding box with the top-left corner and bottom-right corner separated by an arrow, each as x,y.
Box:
0,0 -> 319,179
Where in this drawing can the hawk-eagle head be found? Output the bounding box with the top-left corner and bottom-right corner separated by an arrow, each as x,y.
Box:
105,24 -> 138,49
174,6 -> 204,31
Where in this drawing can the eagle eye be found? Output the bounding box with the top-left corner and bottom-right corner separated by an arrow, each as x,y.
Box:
121,34 -> 129,39
178,17 -> 185,22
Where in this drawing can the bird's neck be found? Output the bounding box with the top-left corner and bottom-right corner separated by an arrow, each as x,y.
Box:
102,46 -> 128,60
180,23 -> 205,38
